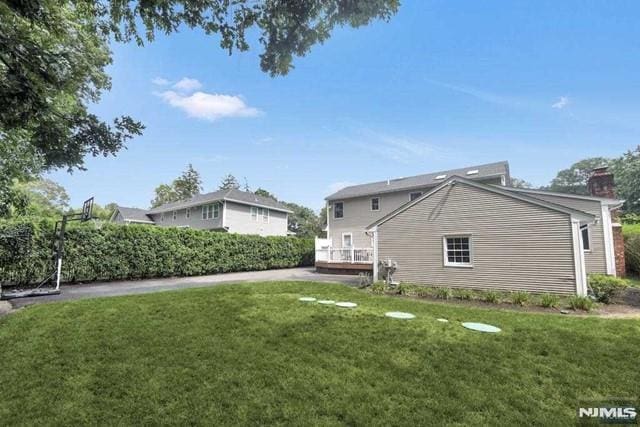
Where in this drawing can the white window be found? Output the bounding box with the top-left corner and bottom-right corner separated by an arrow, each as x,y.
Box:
581,225 -> 591,251
334,202 -> 344,219
342,233 -> 353,248
443,236 -> 472,267
371,197 -> 380,211
172,211 -> 177,221
186,208 -> 190,219
202,204 -> 219,220
410,192 -> 422,201
250,207 -> 269,222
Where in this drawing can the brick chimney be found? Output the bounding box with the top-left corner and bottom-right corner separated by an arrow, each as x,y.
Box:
587,167 -> 625,277
587,166 -> 615,199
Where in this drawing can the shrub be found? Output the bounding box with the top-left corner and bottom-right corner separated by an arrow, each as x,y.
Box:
0,219 -> 314,285
454,289 -> 473,300
568,295 -> 594,311
435,287 -> 452,300
625,233 -> 640,276
396,283 -> 411,295
370,281 -> 385,295
588,273 -> 629,303
510,291 -> 530,306
540,293 -> 560,308
484,291 -> 500,304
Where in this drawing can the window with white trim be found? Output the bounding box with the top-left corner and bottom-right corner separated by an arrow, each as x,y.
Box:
342,233 -> 353,247
202,204 -> 219,220
581,225 -> 591,251
250,207 -> 269,222
334,202 -> 344,219
410,192 -> 422,201
172,211 -> 177,221
444,236 -> 472,267
186,208 -> 190,219
371,197 -> 380,211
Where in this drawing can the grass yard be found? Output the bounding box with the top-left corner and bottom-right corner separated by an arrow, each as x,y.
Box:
1,281 -> 639,425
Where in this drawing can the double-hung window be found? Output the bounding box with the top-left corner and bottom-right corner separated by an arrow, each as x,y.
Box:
334,202 -> 344,219
172,211 -> 177,221
251,207 -> 270,222
371,197 -> 380,211
202,204 -> 219,220
186,208 -> 191,219
443,235 -> 472,267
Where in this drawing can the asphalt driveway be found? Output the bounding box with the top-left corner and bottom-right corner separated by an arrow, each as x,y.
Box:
4,267 -> 360,309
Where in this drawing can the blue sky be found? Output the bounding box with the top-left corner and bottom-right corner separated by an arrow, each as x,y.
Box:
49,0 -> 640,211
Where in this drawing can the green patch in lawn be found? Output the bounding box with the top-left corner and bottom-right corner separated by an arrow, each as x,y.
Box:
1,281 -> 639,425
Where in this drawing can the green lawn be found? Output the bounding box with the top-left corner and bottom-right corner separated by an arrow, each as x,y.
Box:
1,282 -> 639,425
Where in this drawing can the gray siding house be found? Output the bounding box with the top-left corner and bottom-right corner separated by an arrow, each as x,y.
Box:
111,189 -> 291,237
317,161 -> 624,295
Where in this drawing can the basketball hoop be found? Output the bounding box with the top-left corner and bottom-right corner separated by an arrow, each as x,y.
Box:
1,196 -> 95,300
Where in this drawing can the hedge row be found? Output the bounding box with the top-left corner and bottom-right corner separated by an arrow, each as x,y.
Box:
625,234 -> 640,276
0,219 -> 314,285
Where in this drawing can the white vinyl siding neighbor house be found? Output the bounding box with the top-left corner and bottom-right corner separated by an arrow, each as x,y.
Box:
111,189 -> 292,237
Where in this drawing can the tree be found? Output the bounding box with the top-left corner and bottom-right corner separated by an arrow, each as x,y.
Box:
254,188 -> 277,200
173,164 -> 203,200
1,2 -> 144,208
613,146 -> 640,213
98,0 -> 400,77
546,157 -> 613,195
510,177 -> 533,189
219,174 -> 241,190
151,165 -> 203,207
91,202 -> 118,221
283,202 -> 323,238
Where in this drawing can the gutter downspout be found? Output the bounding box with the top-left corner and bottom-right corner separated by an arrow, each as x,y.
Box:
600,203 -> 617,276
571,218 -> 588,296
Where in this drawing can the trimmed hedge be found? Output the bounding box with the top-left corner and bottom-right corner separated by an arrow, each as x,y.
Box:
623,223 -> 640,275
0,219 -> 314,285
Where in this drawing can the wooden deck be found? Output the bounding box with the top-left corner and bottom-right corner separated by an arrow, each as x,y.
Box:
315,261 -> 373,275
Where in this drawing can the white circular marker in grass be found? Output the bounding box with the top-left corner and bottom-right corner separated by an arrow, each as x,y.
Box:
335,302 -> 357,308
299,297 -> 317,302
436,318 -> 449,323
317,300 -> 335,305
462,322 -> 501,333
385,311 -> 415,320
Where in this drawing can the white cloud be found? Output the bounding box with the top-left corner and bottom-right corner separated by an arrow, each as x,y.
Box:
552,96 -> 570,109
157,90 -> 261,121
152,77 -> 170,86
327,181 -> 355,194
173,78 -> 202,92
425,78 -> 523,108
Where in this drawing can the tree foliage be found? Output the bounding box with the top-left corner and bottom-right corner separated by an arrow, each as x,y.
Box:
510,177 -> 533,189
98,0 -> 400,77
219,174 -> 241,190
546,157 -> 612,195
613,146 -> 640,213
151,164 -> 203,207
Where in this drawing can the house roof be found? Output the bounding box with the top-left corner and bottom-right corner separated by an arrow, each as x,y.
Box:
499,186 -> 625,207
147,188 -> 293,214
325,161 -> 510,201
114,206 -> 155,224
366,176 -> 596,230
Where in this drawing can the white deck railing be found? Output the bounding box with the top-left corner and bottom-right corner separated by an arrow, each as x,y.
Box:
315,247 -> 374,264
